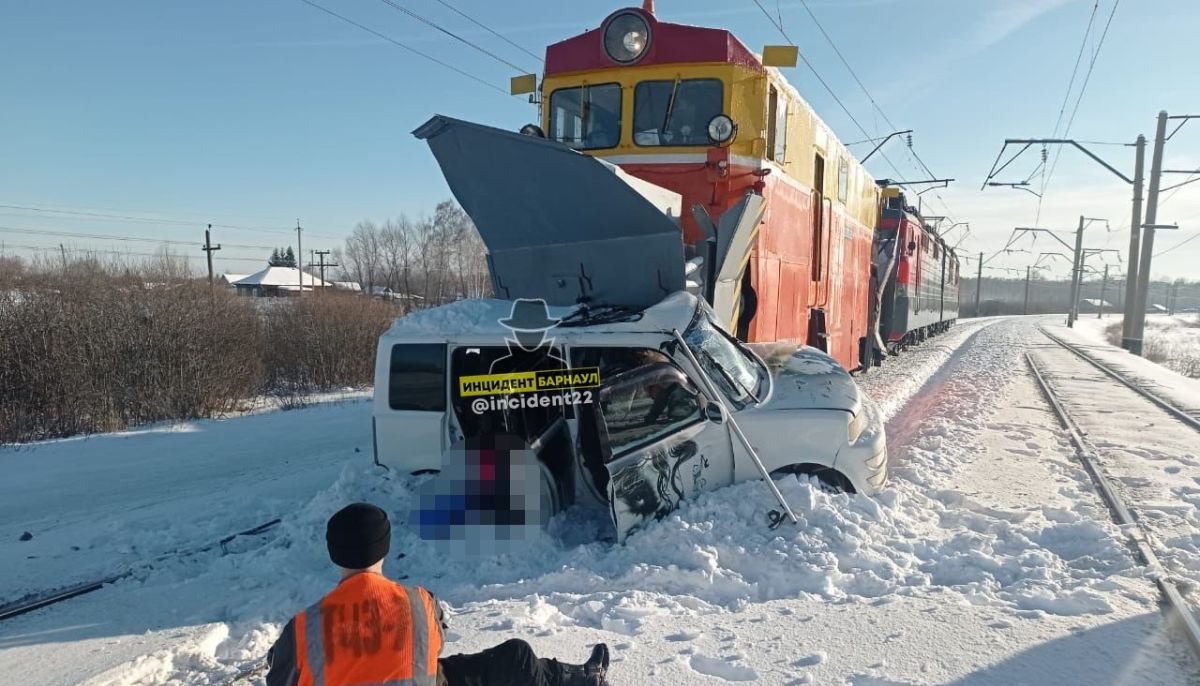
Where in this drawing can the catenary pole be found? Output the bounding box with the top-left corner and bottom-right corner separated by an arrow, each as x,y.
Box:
1122,135 -> 1146,348
1024,265 -> 1032,315
1098,264 -> 1109,318
1067,215 -> 1086,328
974,252 -> 984,316
1130,112 -> 1169,355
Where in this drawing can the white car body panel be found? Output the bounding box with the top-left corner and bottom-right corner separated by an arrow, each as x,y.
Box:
372,292 -> 888,540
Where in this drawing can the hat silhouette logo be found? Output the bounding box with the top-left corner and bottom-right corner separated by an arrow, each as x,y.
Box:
500,298 -> 561,332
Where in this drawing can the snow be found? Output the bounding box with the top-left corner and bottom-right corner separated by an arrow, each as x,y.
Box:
383,291 -> 698,338
2,317 -> 1199,685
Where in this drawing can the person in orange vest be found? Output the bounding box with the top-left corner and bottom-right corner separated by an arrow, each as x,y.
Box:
265,503 -> 610,686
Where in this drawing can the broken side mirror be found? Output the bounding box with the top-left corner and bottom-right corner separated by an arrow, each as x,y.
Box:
704,401 -> 726,423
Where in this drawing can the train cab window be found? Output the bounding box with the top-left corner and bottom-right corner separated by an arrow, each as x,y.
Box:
767,86 -> 788,162
634,79 -> 723,146
549,83 -> 622,150
837,156 -> 849,204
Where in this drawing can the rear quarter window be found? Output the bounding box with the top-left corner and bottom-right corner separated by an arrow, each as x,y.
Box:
389,344 -> 446,411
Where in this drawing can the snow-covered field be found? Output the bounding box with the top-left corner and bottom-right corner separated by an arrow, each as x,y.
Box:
1074,313 -> 1200,379
2,317 -> 1199,685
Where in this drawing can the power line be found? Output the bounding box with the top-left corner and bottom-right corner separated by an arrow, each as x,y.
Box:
0,202 -> 344,239
0,225 -> 274,251
296,0 -> 509,96
760,0 -> 960,225
747,1 -> 909,195
375,0 -> 529,73
1156,235 -> 1200,259
1037,0 -> 1121,221
791,0 -> 957,221
0,242 -> 269,264
431,0 -> 543,63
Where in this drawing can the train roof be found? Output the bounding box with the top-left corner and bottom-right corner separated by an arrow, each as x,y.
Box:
544,7 -> 761,76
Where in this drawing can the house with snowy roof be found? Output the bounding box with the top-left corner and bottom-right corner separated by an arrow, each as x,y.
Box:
231,266 -> 330,297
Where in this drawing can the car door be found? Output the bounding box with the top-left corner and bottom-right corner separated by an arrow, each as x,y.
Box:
597,363 -> 734,542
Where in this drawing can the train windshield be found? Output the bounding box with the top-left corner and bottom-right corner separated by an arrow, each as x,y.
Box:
634,79 -> 723,146
548,83 -> 622,150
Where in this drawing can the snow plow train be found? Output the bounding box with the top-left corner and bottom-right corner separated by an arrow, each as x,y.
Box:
374,3 -> 961,544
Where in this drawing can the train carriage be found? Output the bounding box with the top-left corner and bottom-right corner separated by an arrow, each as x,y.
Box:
873,187 -> 960,354
539,3 -> 879,371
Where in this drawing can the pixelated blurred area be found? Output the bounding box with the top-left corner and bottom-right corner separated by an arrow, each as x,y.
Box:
409,434 -> 550,558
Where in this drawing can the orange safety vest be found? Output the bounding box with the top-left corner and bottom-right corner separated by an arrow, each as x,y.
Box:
293,573 -> 443,686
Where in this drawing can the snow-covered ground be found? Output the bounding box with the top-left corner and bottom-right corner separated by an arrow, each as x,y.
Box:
2,317 -> 1199,685
1074,313 -> 1200,379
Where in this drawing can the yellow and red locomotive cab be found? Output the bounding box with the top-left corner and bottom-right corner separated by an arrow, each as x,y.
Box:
540,4 -> 879,371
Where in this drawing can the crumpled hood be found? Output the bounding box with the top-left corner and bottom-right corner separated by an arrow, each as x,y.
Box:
748,342 -> 860,412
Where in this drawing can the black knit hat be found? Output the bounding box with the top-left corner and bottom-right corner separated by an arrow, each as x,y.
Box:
326,503 -> 391,569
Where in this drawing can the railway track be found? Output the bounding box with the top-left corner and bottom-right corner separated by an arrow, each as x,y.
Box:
1040,326 -> 1200,432
1026,350 -> 1200,659
0,518 -> 282,623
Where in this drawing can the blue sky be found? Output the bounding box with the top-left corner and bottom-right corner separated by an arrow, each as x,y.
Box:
2,0 -> 1198,280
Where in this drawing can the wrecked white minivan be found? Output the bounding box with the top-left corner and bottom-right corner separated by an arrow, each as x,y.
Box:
372,293 -> 885,542
371,115 -> 886,542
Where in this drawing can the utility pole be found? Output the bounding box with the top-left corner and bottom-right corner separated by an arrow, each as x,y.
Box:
1098,264 -> 1109,319
1130,113 -> 1169,355
311,250 -> 338,292
974,251 -> 984,317
1067,215 -> 1086,328
295,220 -> 303,296
1121,135 -> 1146,348
1024,265 -> 1032,315
202,223 -> 221,285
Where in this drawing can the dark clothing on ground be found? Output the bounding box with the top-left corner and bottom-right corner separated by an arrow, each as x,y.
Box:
438,638 -> 562,686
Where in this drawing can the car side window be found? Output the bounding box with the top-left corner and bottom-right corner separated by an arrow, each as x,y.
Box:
599,364 -> 704,458
389,343 -> 446,411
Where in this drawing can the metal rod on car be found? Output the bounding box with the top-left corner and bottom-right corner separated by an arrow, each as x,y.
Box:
671,329 -> 799,525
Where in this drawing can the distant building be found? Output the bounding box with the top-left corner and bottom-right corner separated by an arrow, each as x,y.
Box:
1078,298 -> 1113,312
217,273 -> 249,287
333,281 -> 362,292
367,286 -> 424,302
231,266 -> 330,297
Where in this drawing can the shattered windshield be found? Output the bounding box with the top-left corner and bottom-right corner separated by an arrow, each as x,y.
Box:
683,307 -> 761,406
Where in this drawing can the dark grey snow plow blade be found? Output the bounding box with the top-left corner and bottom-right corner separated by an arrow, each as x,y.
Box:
413,115 -> 685,309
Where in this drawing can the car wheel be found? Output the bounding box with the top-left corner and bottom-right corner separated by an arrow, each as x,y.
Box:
772,464 -> 856,494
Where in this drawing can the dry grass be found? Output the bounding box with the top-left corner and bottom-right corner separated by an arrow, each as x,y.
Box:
0,259 -> 398,443
1104,318 -> 1200,379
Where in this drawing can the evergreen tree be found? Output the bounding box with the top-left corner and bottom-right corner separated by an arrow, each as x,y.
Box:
284,246 -> 297,268
268,248 -> 282,266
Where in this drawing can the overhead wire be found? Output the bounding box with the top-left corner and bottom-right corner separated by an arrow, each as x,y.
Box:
375,0 -> 530,73
296,0 -> 509,96
0,242 -> 269,264
790,0 -> 959,225
0,202 -> 344,239
1037,0 -> 1121,222
746,1 -> 910,206
431,0 -> 543,63
0,225 -> 274,251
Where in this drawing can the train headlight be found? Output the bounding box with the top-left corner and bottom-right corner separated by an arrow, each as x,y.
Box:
707,114 -> 736,145
603,11 -> 650,64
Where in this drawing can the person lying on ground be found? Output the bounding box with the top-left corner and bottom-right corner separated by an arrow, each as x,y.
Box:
265,502 -> 610,686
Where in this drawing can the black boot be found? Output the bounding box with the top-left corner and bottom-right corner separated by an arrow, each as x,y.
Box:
553,643 -> 610,686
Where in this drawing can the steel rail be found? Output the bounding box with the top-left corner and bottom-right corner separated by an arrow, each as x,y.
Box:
0,519 -> 282,623
1040,327 -> 1200,432
1027,351 -> 1200,658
